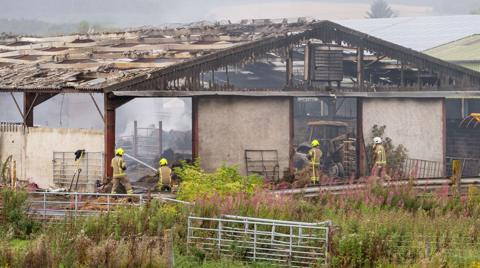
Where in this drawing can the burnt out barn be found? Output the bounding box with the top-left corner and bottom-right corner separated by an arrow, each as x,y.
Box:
1,18 -> 480,188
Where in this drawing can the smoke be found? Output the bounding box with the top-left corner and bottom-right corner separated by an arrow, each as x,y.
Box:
0,93 -> 104,129
116,98 -> 192,138
0,93 -> 23,122
0,0 -> 478,32
0,93 -> 191,134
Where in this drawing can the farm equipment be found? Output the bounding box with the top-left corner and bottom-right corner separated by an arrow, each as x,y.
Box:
459,113 -> 480,128
68,149 -> 85,192
294,120 -> 356,178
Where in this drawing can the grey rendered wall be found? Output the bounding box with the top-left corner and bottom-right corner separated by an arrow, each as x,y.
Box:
197,96 -> 291,175
362,98 -> 444,171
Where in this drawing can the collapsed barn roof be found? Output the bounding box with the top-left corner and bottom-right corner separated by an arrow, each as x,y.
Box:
1,19 -> 479,94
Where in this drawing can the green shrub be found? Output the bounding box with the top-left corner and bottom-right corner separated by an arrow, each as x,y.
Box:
175,161 -> 263,201
366,125 -> 408,172
0,189 -> 40,239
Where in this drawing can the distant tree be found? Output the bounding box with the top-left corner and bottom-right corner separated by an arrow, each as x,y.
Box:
366,0 -> 395,18
471,8 -> 480,15
77,20 -> 90,33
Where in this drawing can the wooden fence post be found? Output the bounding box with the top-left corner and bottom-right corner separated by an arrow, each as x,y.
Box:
163,229 -> 174,268
451,159 -> 461,196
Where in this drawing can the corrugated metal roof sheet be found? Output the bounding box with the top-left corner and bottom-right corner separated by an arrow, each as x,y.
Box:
336,15 -> 480,51
462,63 -> 480,72
425,35 -> 480,62
2,18 -> 480,91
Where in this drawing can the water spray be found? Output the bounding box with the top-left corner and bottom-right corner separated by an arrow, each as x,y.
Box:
124,153 -> 157,173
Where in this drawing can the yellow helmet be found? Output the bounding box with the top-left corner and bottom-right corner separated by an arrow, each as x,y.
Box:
311,139 -> 320,147
159,158 -> 168,166
115,148 -> 124,156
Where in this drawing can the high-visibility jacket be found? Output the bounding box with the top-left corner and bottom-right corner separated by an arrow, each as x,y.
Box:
308,147 -> 322,166
374,144 -> 387,165
158,166 -> 172,186
111,156 -> 126,178
308,147 -> 322,182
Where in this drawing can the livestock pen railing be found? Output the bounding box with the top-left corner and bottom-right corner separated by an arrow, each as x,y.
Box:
400,158 -> 443,178
25,191 -> 190,219
52,152 -> 104,192
28,191 -> 146,219
187,215 -> 331,267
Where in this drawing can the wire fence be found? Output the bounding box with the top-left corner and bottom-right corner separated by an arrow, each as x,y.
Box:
376,236 -> 480,263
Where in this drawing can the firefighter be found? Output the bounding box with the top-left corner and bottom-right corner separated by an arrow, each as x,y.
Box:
371,137 -> 387,178
111,148 -> 133,194
308,139 -> 322,184
157,158 -> 172,192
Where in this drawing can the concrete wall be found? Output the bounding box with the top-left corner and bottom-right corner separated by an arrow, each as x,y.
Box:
0,126 -> 103,188
196,96 -> 291,176
362,98 -> 445,171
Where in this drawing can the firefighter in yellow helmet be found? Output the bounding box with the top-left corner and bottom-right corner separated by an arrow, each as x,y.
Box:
308,139 -> 323,184
371,137 -> 387,178
111,148 -> 133,194
157,158 -> 172,192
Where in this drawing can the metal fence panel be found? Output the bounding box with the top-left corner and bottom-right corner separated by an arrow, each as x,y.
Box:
400,158 -> 443,178
24,192 -> 190,220
52,152 -> 104,192
187,215 -> 330,267
245,150 -> 280,182
446,157 -> 480,177
28,191 -> 145,219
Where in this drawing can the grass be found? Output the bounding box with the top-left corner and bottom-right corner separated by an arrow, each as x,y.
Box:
175,255 -> 278,268
9,239 -> 29,251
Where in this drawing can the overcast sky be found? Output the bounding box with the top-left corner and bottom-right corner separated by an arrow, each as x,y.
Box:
0,0 -> 478,28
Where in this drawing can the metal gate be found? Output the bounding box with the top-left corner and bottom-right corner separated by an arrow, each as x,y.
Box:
245,150 -> 280,182
52,152 -> 103,192
187,215 -> 330,267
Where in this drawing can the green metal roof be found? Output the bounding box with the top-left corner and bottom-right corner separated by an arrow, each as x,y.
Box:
460,63 -> 480,72
425,34 -> 480,62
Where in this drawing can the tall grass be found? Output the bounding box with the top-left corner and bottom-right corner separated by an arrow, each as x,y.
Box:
0,193 -> 184,267
190,182 -> 480,267
2,168 -> 480,267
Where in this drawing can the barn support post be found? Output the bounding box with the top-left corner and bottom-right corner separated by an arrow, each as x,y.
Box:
104,93 -> 133,179
356,98 -> 367,176
191,97 -> 199,160
356,47 -> 364,91
286,46 -> 294,86
289,97 -> 295,174
23,92 -> 56,127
